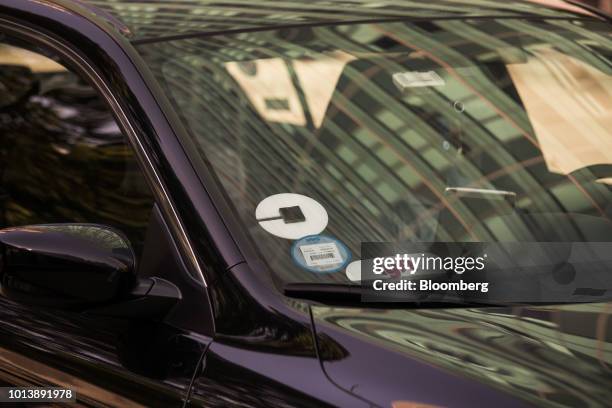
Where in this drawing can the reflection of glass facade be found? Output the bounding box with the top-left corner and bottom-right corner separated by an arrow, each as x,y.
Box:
312,302 -> 612,407
135,17 -> 612,287
574,0 -> 612,13
87,1 -> 589,40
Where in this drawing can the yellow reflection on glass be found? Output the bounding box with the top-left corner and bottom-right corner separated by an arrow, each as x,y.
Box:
508,47 -> 612,182
226,51 -> 354,128
0,44 -> 66,73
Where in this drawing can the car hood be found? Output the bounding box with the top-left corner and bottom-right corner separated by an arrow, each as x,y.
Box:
311,302 -> 612,407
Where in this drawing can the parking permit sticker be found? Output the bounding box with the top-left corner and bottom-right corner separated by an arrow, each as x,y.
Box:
292,235 -> 350,273
300,242 -> 342,267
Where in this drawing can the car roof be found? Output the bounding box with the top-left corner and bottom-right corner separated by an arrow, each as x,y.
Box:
74,0 -> 598,43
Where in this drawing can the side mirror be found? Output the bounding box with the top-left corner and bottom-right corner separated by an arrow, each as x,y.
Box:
0,224 -> 135,308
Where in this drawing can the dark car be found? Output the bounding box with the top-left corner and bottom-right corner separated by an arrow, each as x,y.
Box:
0,0 -> 611,406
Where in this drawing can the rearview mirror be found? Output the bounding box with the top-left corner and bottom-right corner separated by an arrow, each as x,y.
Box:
0,224 -> 135,308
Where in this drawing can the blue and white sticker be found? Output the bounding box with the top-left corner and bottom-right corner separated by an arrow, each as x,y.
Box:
292,235 -> 350,273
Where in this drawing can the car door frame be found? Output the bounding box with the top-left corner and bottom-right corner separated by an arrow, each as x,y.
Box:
0,1 -> 236,405
1,0 -> 251,285
0,0 -> 246,317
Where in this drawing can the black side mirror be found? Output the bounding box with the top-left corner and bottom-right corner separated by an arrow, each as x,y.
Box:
0,223 -> 181,319
0,224 -> 135,308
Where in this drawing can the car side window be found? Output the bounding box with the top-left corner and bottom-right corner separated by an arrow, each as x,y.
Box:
0,41 -> 154,257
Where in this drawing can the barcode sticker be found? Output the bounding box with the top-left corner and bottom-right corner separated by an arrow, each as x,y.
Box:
300,242 -> 343,267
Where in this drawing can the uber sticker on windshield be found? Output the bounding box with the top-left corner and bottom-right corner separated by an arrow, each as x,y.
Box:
292,235 -> 350,273
255,193 -> 328,240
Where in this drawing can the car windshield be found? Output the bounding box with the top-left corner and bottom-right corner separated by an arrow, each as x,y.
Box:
139,18 -> 612,303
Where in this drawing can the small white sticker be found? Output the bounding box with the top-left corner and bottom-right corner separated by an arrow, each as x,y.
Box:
300,242 -> 343,267
345,260 -> 361,282
392,71 -> 445,90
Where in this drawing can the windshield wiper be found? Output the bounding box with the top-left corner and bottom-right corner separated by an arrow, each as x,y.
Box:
284,282 -> 506,308
284,283 -> 361,303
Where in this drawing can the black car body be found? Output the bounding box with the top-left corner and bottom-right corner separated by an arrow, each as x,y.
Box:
0,1 -> 611,407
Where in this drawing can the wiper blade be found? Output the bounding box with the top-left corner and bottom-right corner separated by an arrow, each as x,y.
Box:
283,282 -> 506,308
284,283 -> 361,303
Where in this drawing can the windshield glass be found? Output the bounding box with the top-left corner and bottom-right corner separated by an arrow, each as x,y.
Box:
140,18 -> 612,303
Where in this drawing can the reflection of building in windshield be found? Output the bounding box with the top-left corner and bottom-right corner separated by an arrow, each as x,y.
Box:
226,58 -> 306,126
145,17 -> 612,283
226,51 -> 354,128
508,48 -> 612,180
525,0 -> 597,15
